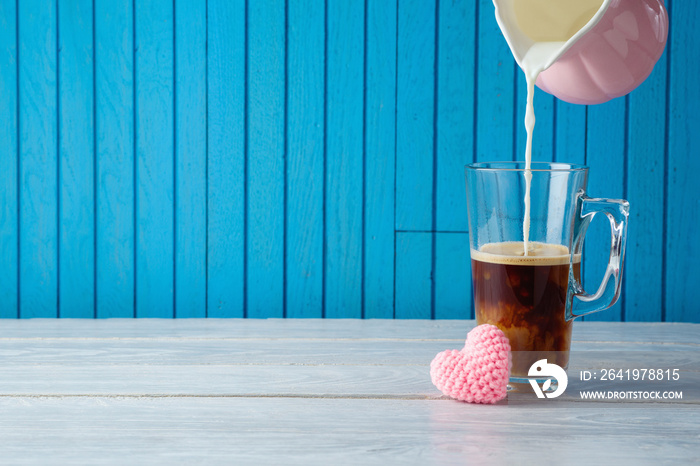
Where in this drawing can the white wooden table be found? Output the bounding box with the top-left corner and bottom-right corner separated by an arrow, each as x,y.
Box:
1,319 -> 698,464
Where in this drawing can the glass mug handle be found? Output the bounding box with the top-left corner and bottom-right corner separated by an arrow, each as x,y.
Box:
566,194 -> 630,320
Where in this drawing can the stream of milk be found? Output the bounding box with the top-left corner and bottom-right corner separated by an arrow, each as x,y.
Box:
513,0 -> 603,255
520,42 -> 564,256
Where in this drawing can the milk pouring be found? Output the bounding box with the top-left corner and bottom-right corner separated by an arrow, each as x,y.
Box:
492,0 -> 668,255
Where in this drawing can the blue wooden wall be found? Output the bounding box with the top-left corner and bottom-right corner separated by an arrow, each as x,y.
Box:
0,0 -> 697,321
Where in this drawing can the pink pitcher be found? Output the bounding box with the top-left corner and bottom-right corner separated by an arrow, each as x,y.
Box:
494,0 -> 669,105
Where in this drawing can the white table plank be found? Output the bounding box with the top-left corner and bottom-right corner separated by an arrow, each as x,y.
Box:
0,397 -> 697,465
2,339 -> 698,366
0,365 -> 436,397
1,364 -> 697,402
0,319 -> 698,465
2,318 -> 698,344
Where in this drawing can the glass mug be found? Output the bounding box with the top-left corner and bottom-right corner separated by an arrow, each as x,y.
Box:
465,162 -> 629,387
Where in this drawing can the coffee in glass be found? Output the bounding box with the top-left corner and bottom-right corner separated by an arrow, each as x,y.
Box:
471,241 -> 580,378
465,162 -> 628,388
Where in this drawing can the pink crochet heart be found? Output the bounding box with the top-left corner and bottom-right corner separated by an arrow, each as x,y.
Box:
430,324 -> 511,404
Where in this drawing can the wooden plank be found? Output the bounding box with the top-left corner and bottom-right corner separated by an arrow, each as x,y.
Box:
246,0 -> 285,318
5,332 -> 679,355
0,319 -> 697,345
395,232 -> 432,319
18,0 -> 58,318
434,233 -> 471,319
0,364 -> 434,396
95,0 -> 135,318
666,0 -> 700,323
1,362 -> 698,400
553,99 -> 586,303
0,0 -> 18,318
0,340 -> 460,367
625,50 -> 667,322
363,0 -> 396,319
475,0 -> 514,162
395,0 -> 435,230
554,101 -> 586,164
174,0 -> 206,318
206,0 -> 245,317
435,0 -> 472,232
58,0 -> 94,318
134,0 -> 174,318
4,337 -> 696,369
584,97 -> 626,322
286,0 -> 324,318
0,398 -> 697,465
0,339 -> 452,366
324,0 -> 364,318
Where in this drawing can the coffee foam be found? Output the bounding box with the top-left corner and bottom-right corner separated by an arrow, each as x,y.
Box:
471,241 -> 580,266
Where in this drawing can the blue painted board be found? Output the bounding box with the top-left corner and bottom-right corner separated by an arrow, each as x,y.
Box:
134,0 -> 174,318
206,0 -> 245,318
19,0 -> 58,318
666,0 -> 700,322
174,0 -> 206,318
395,0 -> 435,231
325,0 -> 364,318
475,0 -> 514,162
0,0 -> 697,322
364,0 -> 396,319
95,0 -> 134,318
434,233 -> 471,320
554,101 -> 586,165
247,0 -> 285,319
0,0 -> 18,318
58,0 -> 94,318
435,0 -> 473,232
286,0 -> 324,318
625,51 -> 666,322
553,99 -> 586,293
584,97 -> 626,322
395,232 -> 432,319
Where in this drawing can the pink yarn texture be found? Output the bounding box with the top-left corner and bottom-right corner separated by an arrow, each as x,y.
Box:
430,324 -> 511,404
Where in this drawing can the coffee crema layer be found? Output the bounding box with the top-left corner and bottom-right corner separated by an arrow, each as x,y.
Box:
471,241 -> 580,266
